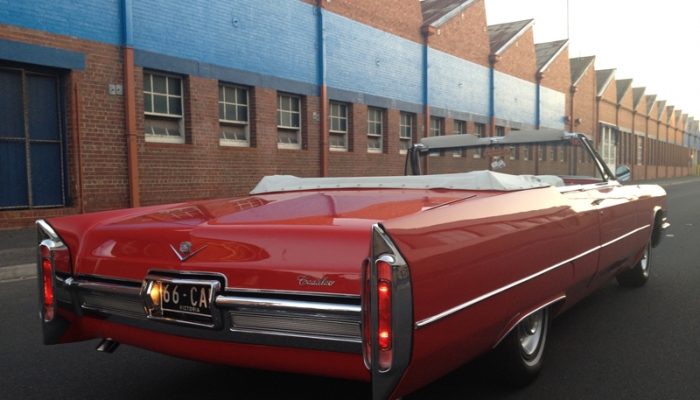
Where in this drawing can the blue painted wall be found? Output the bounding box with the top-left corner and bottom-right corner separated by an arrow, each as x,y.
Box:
325,12 -> 423,106
428,49 -> 490,118
0,0 -> 565,129
132,0 -> 318,87
494,72 -> 537,127
0,0 -> 123,45
539,86 -> 566,129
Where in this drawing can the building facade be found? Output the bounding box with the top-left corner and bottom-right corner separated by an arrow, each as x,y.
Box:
0,0 -> 697,228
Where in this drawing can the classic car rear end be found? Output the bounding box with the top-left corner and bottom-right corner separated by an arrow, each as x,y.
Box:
37,130 -> 669,400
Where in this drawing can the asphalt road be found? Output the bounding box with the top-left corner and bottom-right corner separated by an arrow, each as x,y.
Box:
1,179 -> 699,400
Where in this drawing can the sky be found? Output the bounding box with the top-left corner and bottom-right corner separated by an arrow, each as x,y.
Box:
484,0 -> 700,124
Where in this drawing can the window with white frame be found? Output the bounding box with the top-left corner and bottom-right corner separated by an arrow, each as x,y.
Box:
277,94 -> 301,149
399,112 -> 413,154
329,102 -> 348,151
429,117 -> 442,156
549,146 -> 556,161
144,72 -> 184,143
219,84 -> 249,147
367,108 -> 383,152
453,120 -> 465,157
524,145 -> 531,161
599,125 -> 616,169
637,136 -> 644,165
474,123 -> 485,158
538,145 -> 546,161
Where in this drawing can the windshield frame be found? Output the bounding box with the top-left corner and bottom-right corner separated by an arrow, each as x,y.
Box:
404,129 -> 616,182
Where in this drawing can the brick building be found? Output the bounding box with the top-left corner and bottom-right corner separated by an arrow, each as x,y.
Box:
0,0 -> 698,228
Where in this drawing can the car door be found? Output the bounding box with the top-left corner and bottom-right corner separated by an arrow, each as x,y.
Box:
587,181 -> 641,286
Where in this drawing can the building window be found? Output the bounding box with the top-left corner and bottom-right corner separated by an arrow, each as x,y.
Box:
399,112 -> 413,154
277,94 -> 301,149
550,146 -> 557,161
496,126 -> 505,136
474,123 -> 485,158
509,145 -> 519,160
144,72 -> 184,143
538,145 -> 546,161
560,145 -> 567,162
453,120 -> 465,157
599,126 -> 616,168
429,117 -> 442,156
219,84 -> 249,147
637,136 -> 644,165
367,108 -> 383,152
524,145 -> 531,161
329,102 -> 348,151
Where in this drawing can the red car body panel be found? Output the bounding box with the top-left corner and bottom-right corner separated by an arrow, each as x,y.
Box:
48,190 -> 477,294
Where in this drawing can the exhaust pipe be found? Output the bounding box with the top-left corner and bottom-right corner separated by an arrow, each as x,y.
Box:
96,339 -> 120,353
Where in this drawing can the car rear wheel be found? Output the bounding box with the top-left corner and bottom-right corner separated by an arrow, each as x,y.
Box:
493,307 -> 549,387
616,238 -> 652,288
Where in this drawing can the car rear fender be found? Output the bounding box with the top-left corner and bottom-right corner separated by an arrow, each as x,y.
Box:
363,224 -> 413,400
492,295 -> 567,350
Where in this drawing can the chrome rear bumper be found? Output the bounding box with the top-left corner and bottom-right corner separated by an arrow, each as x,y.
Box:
50,273 -> 362,354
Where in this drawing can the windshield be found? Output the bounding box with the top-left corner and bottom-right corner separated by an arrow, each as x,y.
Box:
405,129 -> 616,184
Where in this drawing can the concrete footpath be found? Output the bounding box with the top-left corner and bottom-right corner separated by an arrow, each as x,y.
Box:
0,226 -> 36,282
1,175 -> 700,282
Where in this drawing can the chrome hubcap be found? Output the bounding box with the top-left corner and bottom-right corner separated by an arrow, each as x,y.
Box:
518,309 -> 544,358
640,245 -> 650,276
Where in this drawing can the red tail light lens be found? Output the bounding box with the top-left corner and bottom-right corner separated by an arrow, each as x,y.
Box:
378,280 -> 392,350
363,257 -> 394,371
42,257 -> 55,321
377,260 -> 393,370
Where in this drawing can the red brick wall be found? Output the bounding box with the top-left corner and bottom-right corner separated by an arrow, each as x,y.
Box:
327,105 -> 408,177
494,27 -> 537,84
571,60 -> 597,140
0,25 -> 128,227
540,46 -> 570,94
134,73 -> 324,207
598,76 -> 618,126
634,104 -> 646,134
647,103 -> 659,139
539,45 -> 570,132
428,0 -> 490,67
617,89 -> 633,131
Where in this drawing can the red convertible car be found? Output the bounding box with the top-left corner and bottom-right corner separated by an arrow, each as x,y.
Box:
37,130 -> 668,399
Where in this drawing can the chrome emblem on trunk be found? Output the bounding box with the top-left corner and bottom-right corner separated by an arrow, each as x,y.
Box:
297,276 -> 335,287
170,242 -> 207,262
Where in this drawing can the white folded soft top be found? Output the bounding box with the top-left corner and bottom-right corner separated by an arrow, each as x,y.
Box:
250,171 -> 564,194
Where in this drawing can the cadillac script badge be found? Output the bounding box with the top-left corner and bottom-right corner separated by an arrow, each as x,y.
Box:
297,276 -> 335,286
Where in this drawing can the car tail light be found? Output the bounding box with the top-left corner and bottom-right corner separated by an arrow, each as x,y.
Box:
377,260 -> 393,370
377,261 -> 392,350
40,244 -> 55,321
365,224 -> 413,400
